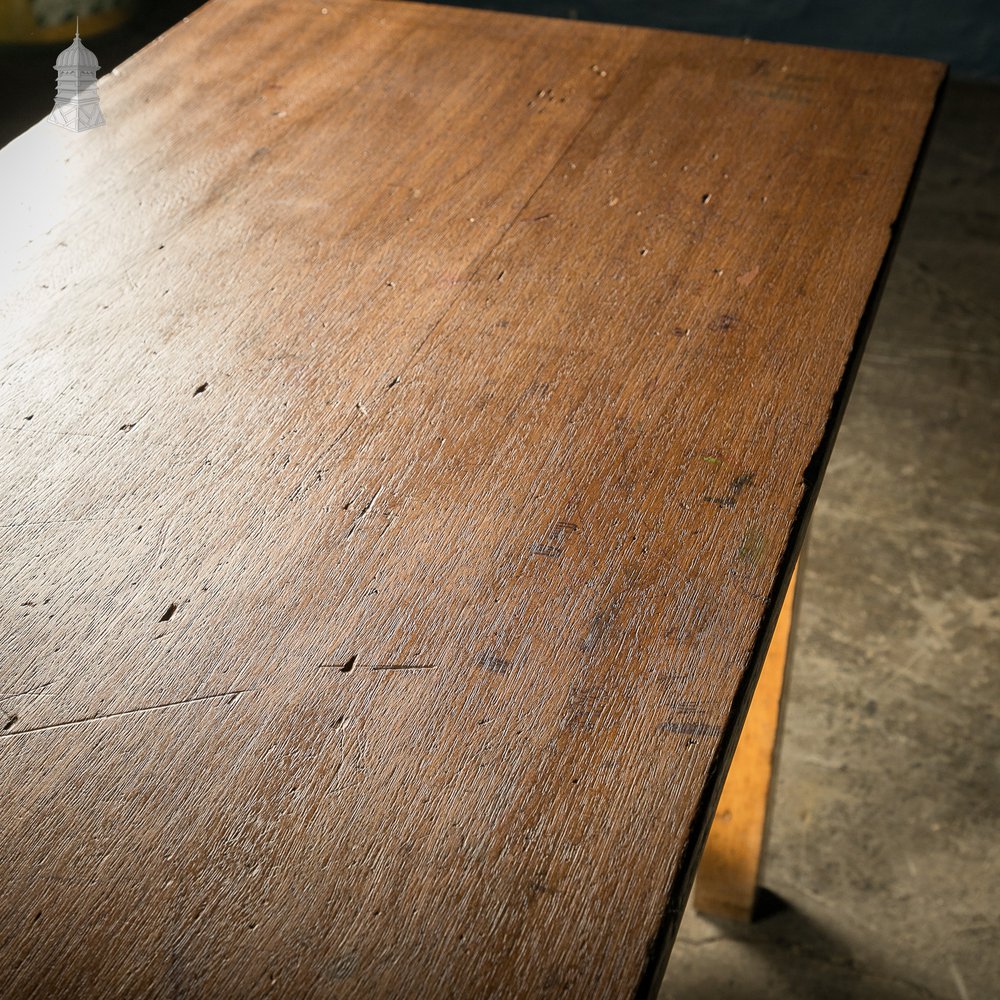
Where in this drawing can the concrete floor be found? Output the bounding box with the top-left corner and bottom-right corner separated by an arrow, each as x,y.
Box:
662,79 -> 1000,1000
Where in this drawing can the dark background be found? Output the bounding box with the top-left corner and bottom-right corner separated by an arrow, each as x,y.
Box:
1,0 -> 998,148
435,0 -> 1000,77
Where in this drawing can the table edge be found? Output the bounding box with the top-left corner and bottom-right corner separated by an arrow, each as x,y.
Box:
634,62 -> 950,1000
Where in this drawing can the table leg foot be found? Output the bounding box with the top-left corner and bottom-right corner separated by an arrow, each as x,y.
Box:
694,562 -> 798,921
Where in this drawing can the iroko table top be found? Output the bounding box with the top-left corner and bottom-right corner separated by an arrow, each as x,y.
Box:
0,2 -> 942,996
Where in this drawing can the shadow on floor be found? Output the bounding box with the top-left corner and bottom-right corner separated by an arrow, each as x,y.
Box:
669,895 -> 958,1000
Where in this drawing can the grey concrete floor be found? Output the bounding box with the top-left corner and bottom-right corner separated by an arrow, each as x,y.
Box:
662,79 -> 1000,1000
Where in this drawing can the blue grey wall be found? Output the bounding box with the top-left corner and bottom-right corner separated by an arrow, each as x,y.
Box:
432,0 -> 1000,78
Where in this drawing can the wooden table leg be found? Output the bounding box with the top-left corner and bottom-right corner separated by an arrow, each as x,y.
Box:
694,562 -> 799,921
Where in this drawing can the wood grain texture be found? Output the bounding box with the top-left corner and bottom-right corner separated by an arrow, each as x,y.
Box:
0,2 -> 942,997
694,561 -> 798,921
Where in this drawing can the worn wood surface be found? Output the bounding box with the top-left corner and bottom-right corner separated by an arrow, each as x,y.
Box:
0,2 -> 942,997
695,561 -> 798,921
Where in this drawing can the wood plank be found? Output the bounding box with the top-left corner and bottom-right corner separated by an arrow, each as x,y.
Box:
695,561 -> 798,921
0,2 -> 942,997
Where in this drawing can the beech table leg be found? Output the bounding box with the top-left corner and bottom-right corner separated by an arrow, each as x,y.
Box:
694,562 -> 799,921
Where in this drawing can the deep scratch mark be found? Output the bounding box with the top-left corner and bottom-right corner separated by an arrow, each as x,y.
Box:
321,655 -> 357,674
0,689 -> 249,738
370,663 -> 436,672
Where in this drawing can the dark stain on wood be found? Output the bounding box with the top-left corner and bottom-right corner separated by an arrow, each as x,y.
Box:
704,473 -> 755,509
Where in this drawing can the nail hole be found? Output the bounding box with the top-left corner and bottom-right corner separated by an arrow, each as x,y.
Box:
159,602 -> 178,622
193,382 -> 209,396
339,655 -> 357,674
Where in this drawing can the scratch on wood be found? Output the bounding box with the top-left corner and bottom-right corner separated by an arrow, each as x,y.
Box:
0,422 -> 109,440
531,519 -> 578,558
370,663 -> 436,671
154,513 -> 177,567
346,486 -> 384,537
0,680 -> 53,701
0,689 -> 250,738
1,516 -> 112,529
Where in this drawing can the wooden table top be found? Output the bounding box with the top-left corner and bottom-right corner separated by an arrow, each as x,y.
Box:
0,2 -> 942,996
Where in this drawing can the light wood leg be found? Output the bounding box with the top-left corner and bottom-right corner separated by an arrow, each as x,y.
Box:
694,562 -> 798,921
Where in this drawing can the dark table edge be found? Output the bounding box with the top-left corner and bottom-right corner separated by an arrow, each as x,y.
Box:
635,63 -> 950,1000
